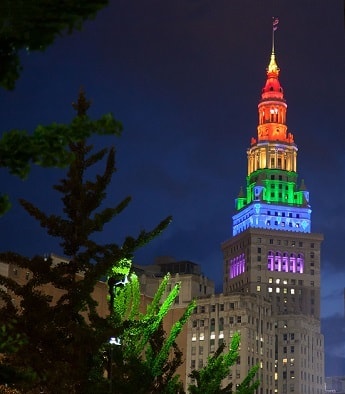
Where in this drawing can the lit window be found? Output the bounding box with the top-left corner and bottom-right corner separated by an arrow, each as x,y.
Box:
192,334 -> 196,341
275,279 -> 280,284
276,287 -> 280,293
269,278 -> 273,283
268,287 -> 273,293
290,289 -> 295,294
199,333 -> 204,341
257,285 -> 261,292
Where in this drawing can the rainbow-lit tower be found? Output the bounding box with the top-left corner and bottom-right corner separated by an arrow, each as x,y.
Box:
222,21 -> 324,394
233,37 -> 311,237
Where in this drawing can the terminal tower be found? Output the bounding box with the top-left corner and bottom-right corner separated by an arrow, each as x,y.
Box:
221,24 -> 325,393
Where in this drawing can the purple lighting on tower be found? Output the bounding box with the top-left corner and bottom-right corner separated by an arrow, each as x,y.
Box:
267,251 -> 304,273
230,253 -> 246,278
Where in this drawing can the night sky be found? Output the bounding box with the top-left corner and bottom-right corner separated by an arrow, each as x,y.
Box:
0,0 -> 344,376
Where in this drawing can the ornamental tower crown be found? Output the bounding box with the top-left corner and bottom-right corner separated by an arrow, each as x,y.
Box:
233,19 -> 311,236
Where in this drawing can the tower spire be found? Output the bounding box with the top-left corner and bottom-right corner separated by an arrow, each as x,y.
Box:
272,17 -> 279,53
268,17 -> 280,74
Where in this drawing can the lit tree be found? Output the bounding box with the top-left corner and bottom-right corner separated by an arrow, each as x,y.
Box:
104,273 -> 195,393
188,332 -> 259,394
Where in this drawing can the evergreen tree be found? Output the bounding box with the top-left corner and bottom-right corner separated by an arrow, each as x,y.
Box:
0,91 -> 260,393
0,1 -> 113,214
0,92 -> 121,215
0,91 -> 171,393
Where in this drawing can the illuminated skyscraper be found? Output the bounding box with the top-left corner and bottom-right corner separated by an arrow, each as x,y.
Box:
222,27 -> 325,393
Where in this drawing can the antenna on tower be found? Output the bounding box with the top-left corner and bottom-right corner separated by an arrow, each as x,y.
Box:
272,17 -> 279,54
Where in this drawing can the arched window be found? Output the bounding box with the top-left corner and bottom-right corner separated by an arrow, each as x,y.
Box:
267,250 -> 274,271
296,253 -> 304,273
289,253 -> 296,273
274,251 -> 282,271
229,253 -> 246,279
267,251 -> 304,274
